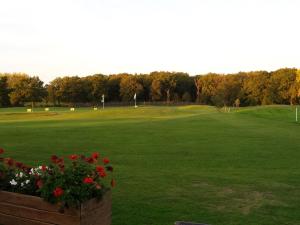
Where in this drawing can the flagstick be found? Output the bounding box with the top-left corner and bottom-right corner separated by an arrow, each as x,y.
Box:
102,94 -> 105,110
296,107 -> 298,122
134,93 -> 137,108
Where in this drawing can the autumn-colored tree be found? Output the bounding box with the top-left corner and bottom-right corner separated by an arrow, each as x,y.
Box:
150,72 -> 177,103
242,71 -> 270,105
2,68 -> 300,107
120,75 -> 143,102
6,73 -> 29,106
194,73 -> 221,105
107,74 -> 124,102
264,68 -> 297,105
5,74 -> 45,107
194,76 -> 202,103
84,74 -> 107,105
137,74 -> 152,102
24,76 -> 47,108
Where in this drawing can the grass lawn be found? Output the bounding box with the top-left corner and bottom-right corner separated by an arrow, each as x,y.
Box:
0,105 -> 299,225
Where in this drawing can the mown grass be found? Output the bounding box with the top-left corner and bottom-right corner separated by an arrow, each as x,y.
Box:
0,105 -> 299,225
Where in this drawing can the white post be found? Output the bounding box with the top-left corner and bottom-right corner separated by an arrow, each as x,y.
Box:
102,94 -> 105,109
296,107 -> 298,122
134,93 -> 137,108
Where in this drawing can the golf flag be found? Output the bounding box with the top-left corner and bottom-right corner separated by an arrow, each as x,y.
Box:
134,93 -> 136,100
101,94 -> 105,103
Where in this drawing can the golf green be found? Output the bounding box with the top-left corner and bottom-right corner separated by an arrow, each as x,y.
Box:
0,105 -> 299,225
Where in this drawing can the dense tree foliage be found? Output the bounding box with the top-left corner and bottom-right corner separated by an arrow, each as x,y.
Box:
0,76 -> 10,107
1,68 -> 300,107
0,73 -> 45,107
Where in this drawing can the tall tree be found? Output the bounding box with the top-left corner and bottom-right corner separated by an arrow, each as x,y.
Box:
0,76 -> 10,107
6,74 -> 30,106
120,75 -> 143,102
137,74 -> 152,102
48,77 -> 64,105
211,75 -> 242,107
264,68 -> 297,105
194,73 -> 221,105
24,76 -> 47,108
242,71 -> 270,105
60,76 -> 90,105
150,72 -> 177,103
84,74 -> 107,105
174,72 -> 194,101
107,74 -> 123,102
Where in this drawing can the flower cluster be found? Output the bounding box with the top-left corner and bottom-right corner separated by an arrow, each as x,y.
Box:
0,148 -> 115,208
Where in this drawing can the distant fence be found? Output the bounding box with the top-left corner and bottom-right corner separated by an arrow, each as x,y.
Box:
21,101 -> 201,108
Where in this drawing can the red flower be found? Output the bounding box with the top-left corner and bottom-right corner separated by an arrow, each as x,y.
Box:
57,158 -> 64,165
103,158 -> 110,165
22,166 -> 31,173
51,155 -> 58,163
5,158 -> 14,167
41,165 -> 47,171
15,161 -> 23,169
92,152 -> 99,160
96,165 -> 105,173
99,170 -> 107,178
83,177 -> 94,184
69,154 -> 78,160
111,179 -> 116,188
53,187 -> 64,197
36,180 -> 43,189
0,148 -> 4,154
85,157 -> 94,164
96,166 -> 107,177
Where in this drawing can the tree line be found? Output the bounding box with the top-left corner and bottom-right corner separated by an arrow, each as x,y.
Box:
1,68 -> 300,107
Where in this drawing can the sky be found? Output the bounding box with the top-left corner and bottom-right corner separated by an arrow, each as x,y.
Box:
1,0 -> 300,83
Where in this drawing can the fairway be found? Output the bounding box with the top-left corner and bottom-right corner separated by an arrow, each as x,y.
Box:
0,106 -> 299,225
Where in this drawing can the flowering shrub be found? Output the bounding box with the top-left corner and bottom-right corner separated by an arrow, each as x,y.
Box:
0,148 -> 115,210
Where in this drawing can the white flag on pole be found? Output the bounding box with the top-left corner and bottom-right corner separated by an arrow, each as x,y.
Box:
101,94 -> 105,103
134,93 -> 136,100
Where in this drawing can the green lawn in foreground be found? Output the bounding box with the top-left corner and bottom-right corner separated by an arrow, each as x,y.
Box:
0,105 -> 299,225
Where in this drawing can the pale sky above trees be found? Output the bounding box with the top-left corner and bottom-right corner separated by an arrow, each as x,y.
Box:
1,0 -> 300,82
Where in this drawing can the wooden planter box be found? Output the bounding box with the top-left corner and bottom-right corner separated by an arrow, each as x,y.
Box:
0,190 -> 111,225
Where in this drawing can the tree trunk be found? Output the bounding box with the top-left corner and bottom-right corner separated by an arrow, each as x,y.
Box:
166,89 -> 170,105
194,79 -> 201,103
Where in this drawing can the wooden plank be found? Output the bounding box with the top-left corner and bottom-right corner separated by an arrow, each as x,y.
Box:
0,212 -> 53,225
81,190 -> 111,215
81,206 -> 111,225
0,191 -> 111,225
0,191 -> 79,216
175,222 -> 210,225
0,202 -> 80,225
81,191 -> 112,225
